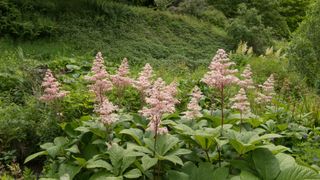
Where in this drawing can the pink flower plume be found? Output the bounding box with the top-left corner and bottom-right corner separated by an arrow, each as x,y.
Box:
40,69 -> 69,102
231,88 -> 251,114
202,49 -> 239,90
182,86 -> 203,120
111,58 -> 133,88
140,78 -> 179,135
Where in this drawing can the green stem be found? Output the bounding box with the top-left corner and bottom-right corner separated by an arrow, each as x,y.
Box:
240,111 -> 243,133
220,87 -> 224,136
205,150 -> 211,163
217,146 -> 221,167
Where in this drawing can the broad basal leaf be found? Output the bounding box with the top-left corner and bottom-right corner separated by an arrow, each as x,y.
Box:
86,159 -> 113,171
123,169 -> 142,179
252,148 -> 280,180
141,155 -> 158,171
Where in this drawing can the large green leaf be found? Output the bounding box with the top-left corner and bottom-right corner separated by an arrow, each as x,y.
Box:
249,134 -> 282,144
54,137 -> 68,146
276,165 -> 320,180
120,128 -> 143,145
123,169 -> 142,179
66,144 -> 80,154
127,143 -> 153,155
252,148 -> 280,180
40,142 -> 54,150
157,134 -> 179,156
47,146 -> 61,158
258,144 -> 290,154
229,139 -> 255,155
89,171 -> 120,180
86,160 -> 113,171
162,155 -> 184,165
141,155 -> 158,171
212,167 -> 229,180
120,156 -> 136,174
231,160 -> 256,175
59,163 -> 82,179
167,170 -> 189,180
181,162 -> 217,180
108,143 -> 125,175
240,171 -> 260,180
275,153 -> 296,171
168,148 -> 191,156
24,151 -> 48,164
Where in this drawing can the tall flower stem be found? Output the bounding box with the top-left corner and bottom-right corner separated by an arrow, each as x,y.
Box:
205,150 -> 211,163
220,87 -> 224,136
217,146 -> 221,167
240,111 -> 243,133
153,119 -> 159,180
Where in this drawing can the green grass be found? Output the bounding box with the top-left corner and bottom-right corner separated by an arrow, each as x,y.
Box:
0,1 -> 230,69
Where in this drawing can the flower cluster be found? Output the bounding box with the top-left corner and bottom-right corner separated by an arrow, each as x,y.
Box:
231,88 -> 251,114
239,64 -> 255,89
96,99 -> 118,125
182,86 -> 203,120
133,63 -> 153,94
140,78 -> 179,135
40,69 -> 69,102
111,58 -> 133,88
256,74 -> 275,104
202,49 -> 239,90
86,52 -> 113,105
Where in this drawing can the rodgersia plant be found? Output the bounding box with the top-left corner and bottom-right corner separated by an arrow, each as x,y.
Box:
231,88 -> 251,132
40,69 -> 69,121
256,74 -> 275,104
239,64 -> 255,89
40,69 -> 68,102
96,98 -> 118,126
182,86 -> 203,120
134,63 -> 153,95
85,52 -> 113,106
202,49 -> 239,131
140,78 -> 179,135
111,58 -> 133,88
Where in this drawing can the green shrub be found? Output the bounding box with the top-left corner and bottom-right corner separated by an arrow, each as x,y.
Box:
288,0 -> 320,90
227,4 -> 273,54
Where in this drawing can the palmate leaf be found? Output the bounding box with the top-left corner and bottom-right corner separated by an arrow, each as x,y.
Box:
229,139 -> 255,155
167,170 -> 189,180
212,167 -> 229,180
89,171 -> 120,180
141,155 -> 158,171
123,168 -> 142,179
156,134 -> 180,156
276,165 -> 320,180
86,159 -> 113,171
127,143 -> 153,155
252,148 -> 280,180
120,156 -> 136,174
275,153 -> 295,171
108,143 -> 124,174
162,155 -> 183,166
180,162 -> 228,180
235,171 -> 260,180
59,163 -> 82,180
249,134 -> 282,144
168,148 -> 192,156
120,128 -> 143,145
258,144 -> 290,154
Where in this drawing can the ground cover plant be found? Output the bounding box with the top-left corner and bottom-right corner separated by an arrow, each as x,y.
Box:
11,50 -> 317,179
1,0 -> 320,179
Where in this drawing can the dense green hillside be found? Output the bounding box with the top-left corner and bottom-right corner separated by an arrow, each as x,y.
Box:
0,0 -> 230,67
